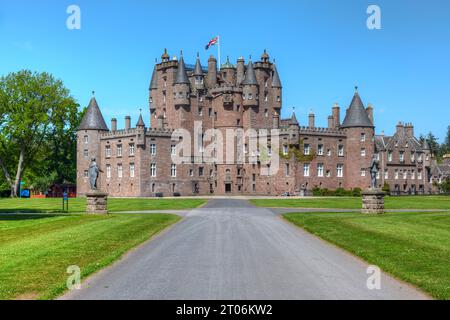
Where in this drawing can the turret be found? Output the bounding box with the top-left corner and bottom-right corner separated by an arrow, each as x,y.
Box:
136,112 -> 146,146
271,62 -> 282,109
77,93 -> 109,196
220,56 -> 236,85
193,53 -> 204,90
149,63 -> 158,112
207,55 -> 217,88
242,59 -> 259,107
173,52 -> 191,106
341,87 -> 375,189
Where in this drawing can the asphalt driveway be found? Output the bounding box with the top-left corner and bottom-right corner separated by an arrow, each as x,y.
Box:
61,199 -> 428,300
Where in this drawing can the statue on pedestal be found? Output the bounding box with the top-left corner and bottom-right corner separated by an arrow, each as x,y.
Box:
369,155 -> 379,189
89,157 -> 103,191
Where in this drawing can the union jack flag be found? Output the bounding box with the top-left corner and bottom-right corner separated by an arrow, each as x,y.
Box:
205,36 -> 219,50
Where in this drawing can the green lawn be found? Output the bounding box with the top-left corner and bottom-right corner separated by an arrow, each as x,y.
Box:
251,196 -> 450,210
0,197 -> 206,213
0,213 -> 180,300
284,211 -> 450,300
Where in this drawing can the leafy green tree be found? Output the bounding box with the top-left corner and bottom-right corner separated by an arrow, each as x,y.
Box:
0,70 -> 79,197
425,132 -> 440,158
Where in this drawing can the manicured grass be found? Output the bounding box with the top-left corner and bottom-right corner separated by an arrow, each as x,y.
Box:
0,198 -> 206,213
284,211 -> 450,299
0,213 -> 181,300
251,196 -> 450,210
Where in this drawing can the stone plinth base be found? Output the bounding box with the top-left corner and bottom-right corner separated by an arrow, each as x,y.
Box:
86,191 -> 109,214
362,189 -> 385,214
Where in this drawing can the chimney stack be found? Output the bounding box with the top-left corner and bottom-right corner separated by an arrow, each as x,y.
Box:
328,116 -> 334,129
332,103 -> 340,128
396,121 -> 404,134
366,103 -> 374,124
236,57 -> 245,86
125,116 -> 131,130
405,122 -> 414,137
207,55 -> 217,88
111,118 -> 117,132
309,113 -> 315,128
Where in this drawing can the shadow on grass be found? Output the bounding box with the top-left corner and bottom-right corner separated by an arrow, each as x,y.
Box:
0,214 -> 70,221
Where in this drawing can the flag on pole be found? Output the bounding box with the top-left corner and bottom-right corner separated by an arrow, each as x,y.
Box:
205,36 -> 219,50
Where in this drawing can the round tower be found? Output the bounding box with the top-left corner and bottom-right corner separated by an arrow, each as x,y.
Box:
242,58 -> 259,108
77,94 -> 109,196
341,87 -> 375,190
173,52 -> 191,107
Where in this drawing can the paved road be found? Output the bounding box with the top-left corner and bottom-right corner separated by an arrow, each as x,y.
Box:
61,199 -> 429,300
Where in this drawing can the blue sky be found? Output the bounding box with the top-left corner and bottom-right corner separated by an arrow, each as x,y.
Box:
0,0 -> 449,141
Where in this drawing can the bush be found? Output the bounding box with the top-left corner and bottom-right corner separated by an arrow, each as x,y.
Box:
382,183 -> 390,193
352,188 -> 362,197
312,187 -> 360,197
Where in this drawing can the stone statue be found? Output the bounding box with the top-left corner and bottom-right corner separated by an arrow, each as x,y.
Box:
369,155 -> 379,189
89,157 -> 103,191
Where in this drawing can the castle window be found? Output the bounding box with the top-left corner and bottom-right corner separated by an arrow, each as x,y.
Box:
151,183 -> 155,193
338,145 -> 344,157
236,105 -> 240,112
189,169 -> 194,177
171,145 -> 176,156
403,171 -> 407,180
84,170 -> 89,178
105,146 -> 111,158
337,164 -> 344,178
117,145 -> 122,157
361,169 -> 366,177
84,135 -> 89,143
361,148 -> 366,157
268,146 -> 272,156
283,145 -> 289,156
411,170 -> 416,180
399,151 -> 405,162
418,170 -> 423,180
326,170 -> 331,178
395,169 -> 399,180
327,149 -> 332,157
418,153 -> 423,162
237,119 -> 241,126
129,144 -> 135,156
83,149 -> 88,158
163,91 -> 166,103
384,169 -> 389,179
388,151 -> 393,162
285,164 -> 290,176
150,144 -> 156,156
171,164 -> 177,178
118,164 -> 123,178
303,163 -> 310,177
130,163 -> 135,178
317,164 -> 324,177
264,94 -> 268,102
199,167 -> 204,176
198,107 -> 203,116
106,165 -> 111,179
411,153 -> 415,162
151,164 -> 156,177
209,108 -> 212,117
361,133 -> 366,142
318,144 -> 324,156
304,144 -> 311,156
277,96 -> 281,102
264,109 -> 268,117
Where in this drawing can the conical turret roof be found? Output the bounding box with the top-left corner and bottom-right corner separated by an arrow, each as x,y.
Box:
242,59 -> 258,86
272,63 -> 282,88
149,64 -> 158,90
78,96 -> 109,131
341,87 -> 374,128
174,54 -> 190,84
136,113 -> 145,127
194,53 -> 203,76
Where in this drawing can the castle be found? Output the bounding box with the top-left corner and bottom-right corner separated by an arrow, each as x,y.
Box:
77,49 -> 434,197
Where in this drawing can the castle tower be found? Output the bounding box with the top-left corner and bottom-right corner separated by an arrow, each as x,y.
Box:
77,94 -> 109,196
272,62 -> 282,110
173,52 -> 191,107
193,53 -> 204,91
220,56 -> 236,85
341,87 -> 375,189
236,57 -> 245,85
136,112 -> 146,147
242,59 -> 259,108
149,63 -> 158,121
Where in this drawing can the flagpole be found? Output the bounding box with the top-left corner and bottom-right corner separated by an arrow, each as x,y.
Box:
218,35 -> 221,70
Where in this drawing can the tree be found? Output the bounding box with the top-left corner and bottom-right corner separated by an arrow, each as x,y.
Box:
0,70 -> 79,197
445,126 -> 450,154
425,132 -> 440,158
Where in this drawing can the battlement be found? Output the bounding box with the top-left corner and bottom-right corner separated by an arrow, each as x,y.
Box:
280,125 -> 346,137
100,127 -> 175,140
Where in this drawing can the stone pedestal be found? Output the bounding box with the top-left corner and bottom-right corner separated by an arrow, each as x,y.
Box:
86,191 -> 109,214
362,189 -> 385,214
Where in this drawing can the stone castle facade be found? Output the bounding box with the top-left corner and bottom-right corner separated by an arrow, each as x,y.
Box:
77,49 -> 434,197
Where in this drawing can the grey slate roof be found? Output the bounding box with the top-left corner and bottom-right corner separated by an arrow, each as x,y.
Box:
193,54 -> 203,76
136,114 -> 145,127
149,65 -> 158,90
375,131 -> 425,153
174,55 -> 190,84
341,89 -> 374,128
272,64 -> 282,88
78,97 -> 109,131
242,60 -> 258,86
290,112 -> 299,125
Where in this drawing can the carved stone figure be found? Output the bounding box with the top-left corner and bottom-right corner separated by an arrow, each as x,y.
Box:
369,155 -> 380,189
88,157 -> 103,190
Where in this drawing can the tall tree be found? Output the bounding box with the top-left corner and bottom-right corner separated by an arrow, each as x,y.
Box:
445,125 -> 450,153
425,132 -> 440,158
0,70 -> 79,197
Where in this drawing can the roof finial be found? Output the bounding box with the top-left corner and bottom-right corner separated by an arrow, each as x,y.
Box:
139,108 -> 142,114
92,90 -> 95,97
197,52 -> 200,58
249,54 -> 252,61
180,49 -> 183,56
355,85 -> 359,93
